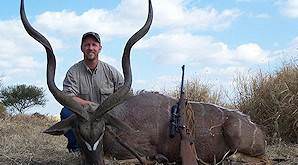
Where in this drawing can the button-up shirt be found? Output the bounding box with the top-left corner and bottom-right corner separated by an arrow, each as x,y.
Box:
63,60 -> 124,104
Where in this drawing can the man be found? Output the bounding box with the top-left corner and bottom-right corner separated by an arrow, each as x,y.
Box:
60,32 -> 124,152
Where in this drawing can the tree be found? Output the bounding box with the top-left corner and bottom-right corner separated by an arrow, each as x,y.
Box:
0,84 -> 47,114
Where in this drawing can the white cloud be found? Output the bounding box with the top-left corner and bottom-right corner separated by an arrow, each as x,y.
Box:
234,43 -> 268,63
149,0 -> 241,30
0,19 -> 64,82
34,0 -> 240,39
0,20 -> 37,54
35,9 -> 135,39
0,20 -> 40,80
279,0 -> 298,18
136,31 -> 225,64
136,32 -> 269,65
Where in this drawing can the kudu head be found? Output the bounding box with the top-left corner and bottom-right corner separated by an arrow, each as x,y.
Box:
20,0 -> 153,164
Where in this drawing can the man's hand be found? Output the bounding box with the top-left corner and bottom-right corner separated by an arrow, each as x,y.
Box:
72,96 -> 99,112
73,96 -> 93,106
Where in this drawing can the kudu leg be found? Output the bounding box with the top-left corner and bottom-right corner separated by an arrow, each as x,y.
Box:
106,127 -> 171,165
106,127 -> 145,164
106,127 -> 162,165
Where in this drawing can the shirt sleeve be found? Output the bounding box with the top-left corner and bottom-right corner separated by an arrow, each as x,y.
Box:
116,69 -> 124,87
104,64 -> 124,92
63,67 -> 79,97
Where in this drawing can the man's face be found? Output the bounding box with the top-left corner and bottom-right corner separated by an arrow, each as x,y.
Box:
81,36 -> 102,61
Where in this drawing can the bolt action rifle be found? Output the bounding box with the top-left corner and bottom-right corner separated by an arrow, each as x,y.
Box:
169,65 -> 198,165
169,65 -> 185,138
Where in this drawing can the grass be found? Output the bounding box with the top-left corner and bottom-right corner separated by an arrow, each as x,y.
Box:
0,115 -> 142,165
0,114 -> 297,165
0,115 -> 79,165
266,142 -> 298,164
234,62 -> 298,143
162,77 -> 225,105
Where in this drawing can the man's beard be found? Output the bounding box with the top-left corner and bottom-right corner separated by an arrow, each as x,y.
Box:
85,52 -> 97,61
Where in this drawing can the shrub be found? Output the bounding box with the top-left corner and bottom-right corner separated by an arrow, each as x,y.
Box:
234,63 -> 298,143
164,77 -> 225,105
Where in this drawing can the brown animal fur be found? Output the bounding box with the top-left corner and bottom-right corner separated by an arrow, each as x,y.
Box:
104,92 -> 266,164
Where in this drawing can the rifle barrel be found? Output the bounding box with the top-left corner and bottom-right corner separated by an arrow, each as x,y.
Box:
179,65 -> 185,98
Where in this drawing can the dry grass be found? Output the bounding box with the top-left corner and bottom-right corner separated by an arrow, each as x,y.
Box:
162,77 -> 225,106
0,104 -> 6,119
0,115 -> 143,165
0,115 -> 79,165
0,114 -> 297,165
234,63 -> 298,143
266,143 -> 298,164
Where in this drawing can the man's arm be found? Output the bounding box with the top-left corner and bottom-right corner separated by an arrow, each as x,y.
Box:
72,96 -> 94,106
63,67 -> 96,106
113,68 -> 124,91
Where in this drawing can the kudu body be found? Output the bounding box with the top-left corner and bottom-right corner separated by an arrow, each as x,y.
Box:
20,0 -> 267,164
102,92 -> 266,164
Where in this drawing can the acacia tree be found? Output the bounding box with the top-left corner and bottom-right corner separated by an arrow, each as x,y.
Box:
0,84 -> 47,114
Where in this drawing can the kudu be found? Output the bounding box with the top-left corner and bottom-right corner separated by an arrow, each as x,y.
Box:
21,0 -> 269,164
21,0 -> 152,164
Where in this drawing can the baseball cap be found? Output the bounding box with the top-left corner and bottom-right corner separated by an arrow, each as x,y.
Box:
81,32 -> 101,44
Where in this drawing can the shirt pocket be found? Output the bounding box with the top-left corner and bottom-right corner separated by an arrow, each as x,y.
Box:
99,87 -> 114,102
79,88 -> 90,100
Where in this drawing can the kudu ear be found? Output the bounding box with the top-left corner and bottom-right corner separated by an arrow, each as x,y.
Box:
43,115 -> 76,135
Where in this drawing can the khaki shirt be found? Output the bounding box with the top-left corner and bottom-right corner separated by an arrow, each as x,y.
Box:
63,60 -> 124,104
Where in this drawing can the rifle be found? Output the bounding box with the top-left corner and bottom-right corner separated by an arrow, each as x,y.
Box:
169,65 -> 198,165
169,65 -> 185,138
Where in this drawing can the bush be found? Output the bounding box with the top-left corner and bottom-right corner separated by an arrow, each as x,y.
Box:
164,77 -> 225,105
234,63 -> 298,143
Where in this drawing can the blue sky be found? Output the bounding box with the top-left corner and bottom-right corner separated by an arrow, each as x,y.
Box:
0,0 -> 297,115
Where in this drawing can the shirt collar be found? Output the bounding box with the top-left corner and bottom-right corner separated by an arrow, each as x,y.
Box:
83,61 -> 99,74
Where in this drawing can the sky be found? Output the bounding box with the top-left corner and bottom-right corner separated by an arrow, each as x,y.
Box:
0,0 -> 297,116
